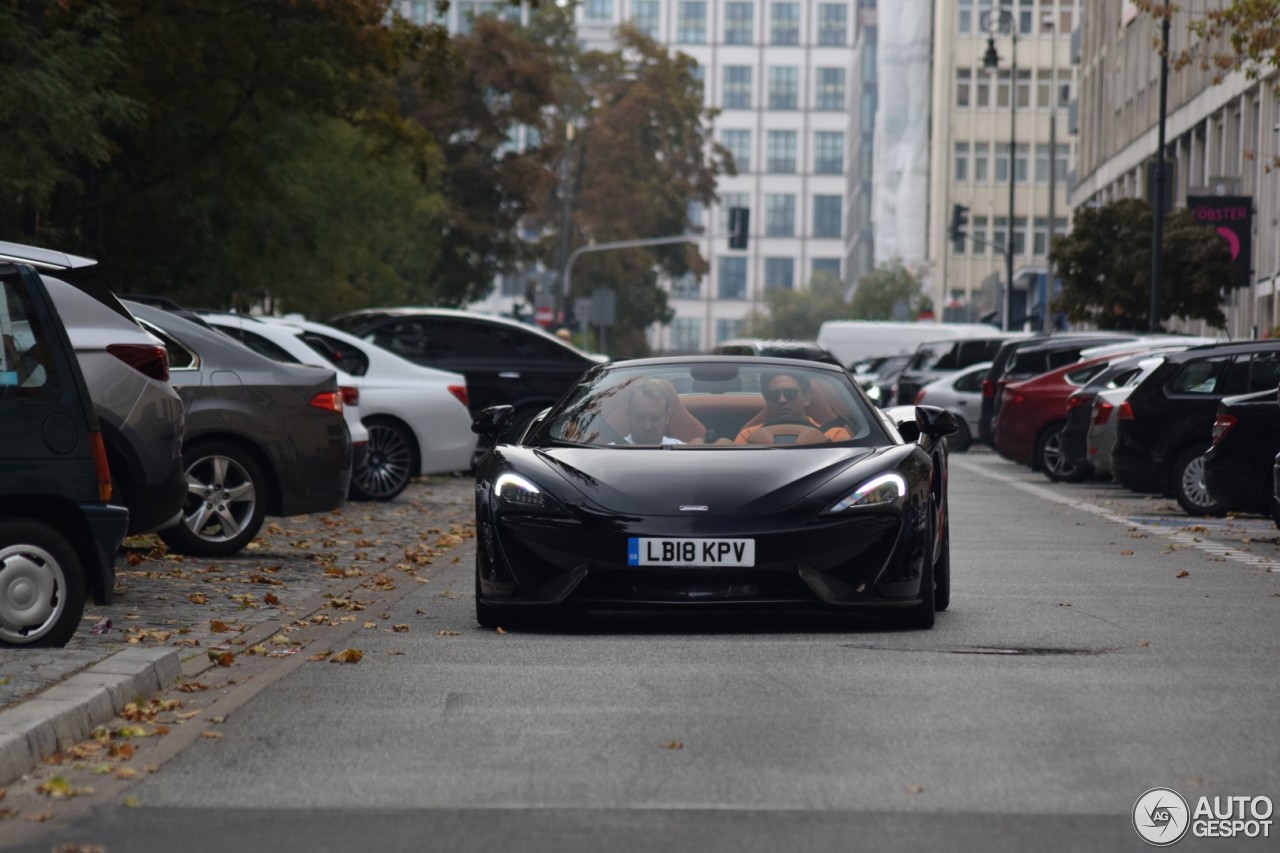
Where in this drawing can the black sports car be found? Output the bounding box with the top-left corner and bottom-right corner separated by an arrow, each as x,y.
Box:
471,357 -> 957,629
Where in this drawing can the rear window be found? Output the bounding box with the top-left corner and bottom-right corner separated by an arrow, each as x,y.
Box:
0,270 -> 59,397
1064,364 -> 1107,385
1169,356 -> 1230,394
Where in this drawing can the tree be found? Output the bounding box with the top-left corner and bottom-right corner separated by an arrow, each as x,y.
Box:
1136,1 -> 1280,82
849,260 -> 924,321
1048,198 -> 1237,330
746,270 -> 848,339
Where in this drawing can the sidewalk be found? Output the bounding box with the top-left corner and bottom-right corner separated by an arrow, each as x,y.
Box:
0,475 -> 475,787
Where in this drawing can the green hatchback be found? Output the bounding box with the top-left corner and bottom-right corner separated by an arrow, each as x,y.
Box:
0,260 -> 128,646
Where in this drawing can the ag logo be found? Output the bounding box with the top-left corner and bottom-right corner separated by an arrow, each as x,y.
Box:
1133,787 -> 1191,845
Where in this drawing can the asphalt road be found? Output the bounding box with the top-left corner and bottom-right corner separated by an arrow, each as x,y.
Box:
6,451 -> 1278,853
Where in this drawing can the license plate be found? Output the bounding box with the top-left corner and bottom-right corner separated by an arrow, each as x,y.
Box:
627,537 -> 755,567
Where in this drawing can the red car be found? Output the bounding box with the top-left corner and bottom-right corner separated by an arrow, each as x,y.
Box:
993,354 -> 1118,480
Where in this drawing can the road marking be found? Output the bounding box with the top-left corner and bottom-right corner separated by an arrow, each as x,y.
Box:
951,456 -> 1279,573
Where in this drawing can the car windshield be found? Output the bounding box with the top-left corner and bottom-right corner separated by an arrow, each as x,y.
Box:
531,361 -> 888,448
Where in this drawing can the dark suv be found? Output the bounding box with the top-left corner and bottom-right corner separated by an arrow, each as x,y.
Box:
893,334 -> 1021,406
0,261 -> 128,646
1112,341 -> 1280,514
328,308 -> 602,435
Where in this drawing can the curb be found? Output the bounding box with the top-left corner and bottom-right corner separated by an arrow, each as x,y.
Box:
0,646 -> 180,787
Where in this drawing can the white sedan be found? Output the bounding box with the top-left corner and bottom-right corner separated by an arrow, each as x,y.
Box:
201,313 -> 476,500
911,361 -> 991,453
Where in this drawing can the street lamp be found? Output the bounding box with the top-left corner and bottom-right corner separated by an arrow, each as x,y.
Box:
982,4 -> 1017,332
1043,12 -> 1058,334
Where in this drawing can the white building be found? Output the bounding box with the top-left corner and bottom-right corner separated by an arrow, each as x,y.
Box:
1072,1 -> 1280,338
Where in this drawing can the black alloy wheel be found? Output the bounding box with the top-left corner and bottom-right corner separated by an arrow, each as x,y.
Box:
350,418 -> 415,501
0,520 -> 86,648
1173,445 -> 1228,517
159,441 -> 267,557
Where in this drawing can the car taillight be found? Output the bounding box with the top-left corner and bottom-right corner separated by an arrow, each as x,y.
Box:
1117,401 -> 1135,421
914,389 -> 927,404
1092,401 -> 1114,426
107,344 -> 169,382
309,391 -> 343,413
89,430 -> 112,502
1211,413 -> 1237,446
448,384 -> 469,408
339,386 -> 359,407
1066,394 -> 1087,411
1003,389 -> 1024,405
982,379 -> 993,399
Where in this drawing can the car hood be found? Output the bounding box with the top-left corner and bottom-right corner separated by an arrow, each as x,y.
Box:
524,445 -> 885,516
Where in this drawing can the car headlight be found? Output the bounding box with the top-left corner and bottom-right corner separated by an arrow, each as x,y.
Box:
494,472 -> 566,513
823,473 -> 907,514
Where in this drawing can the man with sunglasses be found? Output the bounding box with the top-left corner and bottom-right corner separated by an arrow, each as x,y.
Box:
734,371 -> 852,444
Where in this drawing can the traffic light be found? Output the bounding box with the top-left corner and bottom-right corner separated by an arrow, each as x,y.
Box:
949,203 -> 969,243
728,207 -> 750,250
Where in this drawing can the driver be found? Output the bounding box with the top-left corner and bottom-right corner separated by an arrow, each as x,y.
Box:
735,372 -> 852,443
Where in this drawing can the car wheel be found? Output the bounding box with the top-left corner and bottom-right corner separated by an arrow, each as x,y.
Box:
890,545 -> 936,630
0,519 -> 86,648
159,441 -> 267,557
1173,446 -> 1228,517
475,562 -> 501,629
933,522 -> 951,613
1037,423 -> 1084,482
350,418 -> 416,501
944,417 -> 972,453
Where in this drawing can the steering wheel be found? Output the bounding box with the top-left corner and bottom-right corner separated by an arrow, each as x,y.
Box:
762,415 -> 814,428
746,422 -> 831,445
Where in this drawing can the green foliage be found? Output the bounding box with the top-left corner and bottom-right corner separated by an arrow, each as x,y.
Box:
1136,1 -> 1280,82
1048,198 -> 1236,330
848,261 -> 925,321
746,270 -> 849,339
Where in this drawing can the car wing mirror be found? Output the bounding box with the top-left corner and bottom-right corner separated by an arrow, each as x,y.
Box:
883,405 -> 920,442
916,405 -> 959,438
472,405 -> 514,438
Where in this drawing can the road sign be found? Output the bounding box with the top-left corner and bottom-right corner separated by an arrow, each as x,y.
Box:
534,306 -> 554,328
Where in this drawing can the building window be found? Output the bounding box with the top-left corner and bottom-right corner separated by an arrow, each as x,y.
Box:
718,257 -> 748,299
996,69 -> 1010,107
724,66 -> 752,109
1035,144 -> 1048,183
765,257 -> 794,290
993,216 -> 1007,251
860,94 -> 876,131
957,0 -> 973,34
1015,143 -> 1029,183
817,3 -> 847,46
1018,0 -> 1034,35
1036,69 -> 1052,108
954,142 -> 970,183
858,143 -> 873,177
687,200 -> 704,229
770,2 -> 800,45
972,215 -> 988,255
811,258 -> 841,281
975,70 -> 991,107
995,143 -> 1010,182
1033,216 -> 1049,256
677,1 -> 707,43
765,194 -> 796,236
722,129 -> 752,173
813,195 -> 842,237
766,130 -> 797,173
955,68 -> 972,108
631,0 -> 660,38
953,225 -> 966,256
768,66 -> 799,110
716,318 -> 747,343
584,0 -> 612,19
974,142 -> 989,182
1012,216 -> 1027,255
813,131 -> 844,174
670,318 -> 701,351
719,193 -> 748,231
815,67 -> 846,110
1016,69 -> 1031,108
861,37 -> 876,80
725,1 -> 753,44
1054,144 -> 1069,181
1059,1 -> 1073,34
672,273 -> 702,299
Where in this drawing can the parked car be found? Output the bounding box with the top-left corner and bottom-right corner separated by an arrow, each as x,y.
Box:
711,339 -> 843,366
328,308 -> 601,440
0,260 -> 129,646
862,354 -> 912,408
912,361 -> 991,452
472,356 -> 956,630
0,241 -> 185,535
1112,340 -> 1280,515
893,334 -> 1023,406
1085,357 -> 1169,478
1201,386 -> 1280,516
203,313 -> 476,500
125,303 -> 353,556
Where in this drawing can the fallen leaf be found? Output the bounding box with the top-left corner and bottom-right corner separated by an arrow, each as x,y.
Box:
210,620 -> 232,633
176,682 -> 209,693
331,648 -> 363,664
1138,640 -> 1150,648
906,784 -> 925,794
24,811 -> 54,822
496,627 -> 507,635
307,650 -> 333,662
175,711 -> 199,720
264,593 -> 281,606
188,593 -> 208,604
113,767 -> 138,780
1176,570 -> 1190,578
437,630 -> 460,637
208,716 -> 226,724
1058,602 -> 1072,607
363,622 -> 378,629
392,624 -> 409,633
199,731 -> 224,739
1120,549 -> 1134,556
660,741 -> 684,750
122,797 -> 141,808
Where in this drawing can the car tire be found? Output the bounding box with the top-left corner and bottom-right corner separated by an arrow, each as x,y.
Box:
1037,423 -> 1085,483
1172,445 -> 1228,517
159,441 -> 267,557
944,417 -> 972,453
350,418 -> 416,502
890,544 -> 936,630
0,519 -> 87,648
475,562 -> 501,629
933,522 -> 951,613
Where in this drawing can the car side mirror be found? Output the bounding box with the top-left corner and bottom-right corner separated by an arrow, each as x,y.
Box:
883,405 -> 920,442
916,405 -> 959,438
472,405 -> 514,438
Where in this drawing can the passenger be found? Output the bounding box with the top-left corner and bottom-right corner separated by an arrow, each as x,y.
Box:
735,372 -> 852,443
620,379 -> 685,445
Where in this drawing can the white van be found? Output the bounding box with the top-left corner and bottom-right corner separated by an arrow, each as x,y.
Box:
817,320 -> 999,368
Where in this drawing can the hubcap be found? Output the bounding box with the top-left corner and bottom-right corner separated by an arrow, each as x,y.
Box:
182,454 -> 257,542
1043,433 -> 1075,477
354,424 -> 412,499
1180,454 -> 1215,509
0,543 -> 65,644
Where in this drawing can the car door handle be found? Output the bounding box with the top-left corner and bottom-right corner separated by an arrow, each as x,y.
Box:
498,371 -> 521,379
